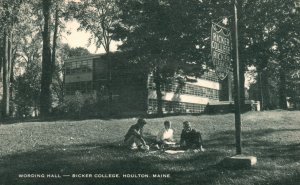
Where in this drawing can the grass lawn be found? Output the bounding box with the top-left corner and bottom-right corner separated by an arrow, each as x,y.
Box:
0,110 -> 300,185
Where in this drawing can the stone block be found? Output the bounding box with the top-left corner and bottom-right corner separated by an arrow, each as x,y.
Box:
220,155 -> 257,169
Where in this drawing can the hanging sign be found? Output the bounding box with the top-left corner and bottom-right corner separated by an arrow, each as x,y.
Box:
211,23 -> 231,80
295,0 -> 300,7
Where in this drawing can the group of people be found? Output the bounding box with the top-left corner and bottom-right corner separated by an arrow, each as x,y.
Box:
124,118 -> 204,152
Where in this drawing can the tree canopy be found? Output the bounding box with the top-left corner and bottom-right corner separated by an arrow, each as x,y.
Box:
0,0 -> 299,119
114,0 -> 219,115
68,0 -> 120,53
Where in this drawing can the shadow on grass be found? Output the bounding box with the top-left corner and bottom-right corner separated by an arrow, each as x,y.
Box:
267,172 -> 300,185
1,128 -> 300,185
0,140 -> 229,185
206,128 -> 300,156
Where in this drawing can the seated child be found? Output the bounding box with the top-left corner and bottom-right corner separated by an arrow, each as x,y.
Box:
124,118 -> 149,150
155,120 -> 175,149
180,121 -> 204,151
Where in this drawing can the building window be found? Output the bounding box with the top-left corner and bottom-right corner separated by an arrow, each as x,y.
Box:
201,71 -> 219,82
148,99 -> 207,114
148,76 -> 219,100
64,60 -> 93,75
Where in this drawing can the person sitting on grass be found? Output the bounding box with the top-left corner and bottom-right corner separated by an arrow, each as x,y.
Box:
180,121 -> 204,151
124,118 -> 149,150
155,120 -> 175,149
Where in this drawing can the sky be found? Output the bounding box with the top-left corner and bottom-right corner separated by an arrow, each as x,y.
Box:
61,20 -> 120,54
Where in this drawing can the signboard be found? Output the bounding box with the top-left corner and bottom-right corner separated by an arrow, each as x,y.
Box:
211,23 -> 231,80
295,0 -> 300,7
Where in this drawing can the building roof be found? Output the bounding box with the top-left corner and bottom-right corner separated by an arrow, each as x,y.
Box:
65,54 -> 104,63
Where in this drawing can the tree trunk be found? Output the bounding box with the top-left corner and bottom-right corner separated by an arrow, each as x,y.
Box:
103,44 -> 113,115
40,0 -> 52,117
0,44 -> 2,80
154,68 -> 163,117
261,69 -> 271,109
2,28 -> 12,118
2,29 -> 10,117
258,70 -> 271,111
51,2 -> 59,76
10,47 -> 16,117
239,64 -> 246,110
52,35 -> 65,106
108,70 -> 113,115
279,65 -> 287,109
51,2 -> 60,106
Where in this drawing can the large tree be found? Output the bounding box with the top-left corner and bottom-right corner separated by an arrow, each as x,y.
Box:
207,0 -> 300,110
274,1 -> 300,109
14,59 -> 41,118
40,0 -> 67,116
0,0 -> 23,118
13,21 -> 43,117
68,0 -> 120,53
244,0 -> 300,109
40,0 -> 53,117
115,0 -> 213,116
0,0 -> 70,118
